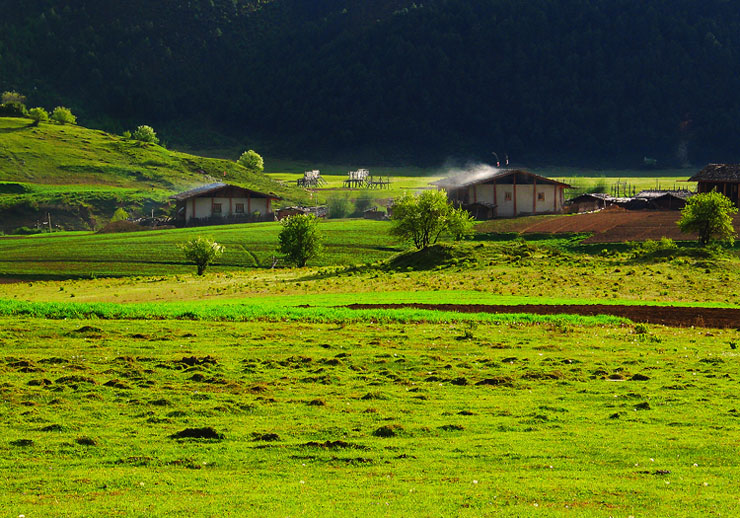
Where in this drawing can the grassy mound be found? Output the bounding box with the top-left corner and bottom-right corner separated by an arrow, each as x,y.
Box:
0,117 -> 308,231
385,243 -> 480,271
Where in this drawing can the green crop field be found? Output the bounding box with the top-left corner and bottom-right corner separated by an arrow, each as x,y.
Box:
0,219 -> 403,278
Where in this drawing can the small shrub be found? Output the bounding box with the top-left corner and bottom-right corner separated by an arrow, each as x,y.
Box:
180,236 -> 224,275
122,130 -> 132,139
131,125 -> 159,144
1,91 -> 26,104
28,107 -> 49,123
50,106 -> 77,125
111,208 -> 129,222
237,149 -> 264,172
0,101 -> 28,118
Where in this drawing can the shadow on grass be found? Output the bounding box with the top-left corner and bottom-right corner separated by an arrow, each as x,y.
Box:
0,121 -> 37,133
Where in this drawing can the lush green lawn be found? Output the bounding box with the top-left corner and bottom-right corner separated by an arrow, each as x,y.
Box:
1,316 -> 738,516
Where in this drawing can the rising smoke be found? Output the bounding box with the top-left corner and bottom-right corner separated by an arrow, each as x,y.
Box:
437,162 -> 501,187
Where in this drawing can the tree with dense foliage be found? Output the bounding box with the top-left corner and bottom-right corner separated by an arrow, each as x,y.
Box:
1,91 -> 25,105
237,150 -> 264,172
50,106 -> 76,125
28,107 -> 49,123
110,207 -> 129,222
277,214 -> 323,267
327,195 -> 353,219
180,236 -> 224,275
446,206 -> 476,241
678,191 -> 738,246
131,125 -> 159,144
390,190 -> 473,249
7,2 -> 740,161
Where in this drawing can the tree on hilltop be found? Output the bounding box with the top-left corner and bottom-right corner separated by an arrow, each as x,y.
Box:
237,149 -> 264,173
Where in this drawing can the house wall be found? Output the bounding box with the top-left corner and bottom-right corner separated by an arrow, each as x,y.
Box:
185,196 -> 271,222
469,183 -> 563,217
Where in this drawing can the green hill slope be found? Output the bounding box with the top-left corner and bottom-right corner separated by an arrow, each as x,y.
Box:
0,117 -> 308,232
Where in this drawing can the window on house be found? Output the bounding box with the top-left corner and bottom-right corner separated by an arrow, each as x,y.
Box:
537,192 -> 545,201
235,203 -> 245,214
504,192 -> 512,201
213,203 -> 222,214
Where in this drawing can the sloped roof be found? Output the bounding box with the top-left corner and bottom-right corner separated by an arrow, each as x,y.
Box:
566,192 -> 615,203
170,182 -> 280,201
689,164 -> 740,182
635,190 -> 694,200
433,168 -> 571,189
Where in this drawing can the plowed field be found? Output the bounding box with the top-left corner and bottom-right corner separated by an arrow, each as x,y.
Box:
345,303 -> 740,328
480,209 -> 740,243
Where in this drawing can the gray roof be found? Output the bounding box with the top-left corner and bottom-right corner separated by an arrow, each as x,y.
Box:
635,190 -> 694,200
433,168 -> 571,189
170,182 -> 280,201
689,164 -> 740,182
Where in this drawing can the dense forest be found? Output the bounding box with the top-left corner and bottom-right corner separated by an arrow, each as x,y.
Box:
2,0 -> 740,164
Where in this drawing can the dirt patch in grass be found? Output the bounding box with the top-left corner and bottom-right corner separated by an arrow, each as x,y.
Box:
302,440 -> 365,449
169,427 -> 224,440
341,303 -> 740,329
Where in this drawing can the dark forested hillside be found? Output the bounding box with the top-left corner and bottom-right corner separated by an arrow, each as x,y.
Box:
3,0 -> 740,163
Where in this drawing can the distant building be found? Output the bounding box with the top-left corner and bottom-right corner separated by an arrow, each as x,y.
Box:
633,190 -> 693,210
689,164 -> 740,207
566,192 -> 615,213
275,206 -> 328,220
566,190 -> 692,213
433,169 -> 570,219
170,183 -> 280,225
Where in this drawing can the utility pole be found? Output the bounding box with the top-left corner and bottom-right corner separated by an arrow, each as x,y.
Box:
47,212 -> 52,233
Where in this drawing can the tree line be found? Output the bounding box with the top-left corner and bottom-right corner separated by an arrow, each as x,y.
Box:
3,0 -> 740,163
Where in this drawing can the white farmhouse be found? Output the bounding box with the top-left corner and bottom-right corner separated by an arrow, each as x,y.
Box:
171,183 -> 280,225
434,169 -> 570,219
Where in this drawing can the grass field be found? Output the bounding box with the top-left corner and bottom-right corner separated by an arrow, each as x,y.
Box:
2,128 -> 736,515
0,219 -> 403,278
2,316 -> 739,517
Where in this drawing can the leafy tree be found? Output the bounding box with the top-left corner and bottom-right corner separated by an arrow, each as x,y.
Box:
237,149 -> 264,172
111,208 -> 129,222
1,91 -> 25,104
28,107 -> 49,123
180,236 -> 224,275
390,190 -> 474,249
327,194 -> 353,219
446,206 -> 476,241
0,101 -> 28,118
50,106 -> 76,125
678,191 -> 738,246
278,214 -> 323,267
353,192 -> 374,216
131,124 -> 159,144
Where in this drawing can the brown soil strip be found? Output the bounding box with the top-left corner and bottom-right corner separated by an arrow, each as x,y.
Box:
477,209 -> 740,243
343,303 -> 740,328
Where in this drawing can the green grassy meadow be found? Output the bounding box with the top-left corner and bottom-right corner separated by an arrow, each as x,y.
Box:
2,316 -> 739,517
2,124 -> 737,515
